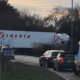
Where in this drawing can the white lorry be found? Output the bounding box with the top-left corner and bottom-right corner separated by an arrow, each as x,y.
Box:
0,30 -> 70,58
73,41 -> 80,75
0,30 -> 70,48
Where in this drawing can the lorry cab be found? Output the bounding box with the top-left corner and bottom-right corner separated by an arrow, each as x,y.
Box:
73,41 -> 80,75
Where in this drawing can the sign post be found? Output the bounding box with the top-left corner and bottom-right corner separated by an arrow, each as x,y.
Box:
71,0 -> 73,52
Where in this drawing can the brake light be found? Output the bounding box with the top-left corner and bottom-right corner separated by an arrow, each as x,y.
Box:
49,57 -> 53,59
60,58 -> 64,63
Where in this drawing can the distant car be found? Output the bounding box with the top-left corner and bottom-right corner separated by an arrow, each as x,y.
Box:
2,48 -> 15,59
53,52 -> 75,71
39,50 -> 64,68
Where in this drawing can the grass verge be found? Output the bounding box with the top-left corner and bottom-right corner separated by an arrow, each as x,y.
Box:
0,62 -> 65,80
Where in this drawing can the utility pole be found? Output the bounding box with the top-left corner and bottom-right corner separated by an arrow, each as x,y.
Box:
71,0 -> 73,52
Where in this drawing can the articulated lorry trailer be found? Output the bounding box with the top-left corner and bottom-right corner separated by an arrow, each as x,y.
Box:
0,30 -> 70,48
0,30 -> 70,56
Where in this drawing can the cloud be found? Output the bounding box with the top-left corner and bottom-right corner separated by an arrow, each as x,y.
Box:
10,3 -> 50,17
9,0 -> 80,17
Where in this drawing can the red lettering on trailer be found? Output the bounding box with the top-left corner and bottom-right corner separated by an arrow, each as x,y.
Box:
19,35 -> 22,38
0,32 -> 4,39
10,34 -> 13,37
27,35 -> 30,38
2,34 -> 4,37
0,32 -> 30,39
15,34 -> 17,38
24,35 -> 26,38
6,34 -> 8,37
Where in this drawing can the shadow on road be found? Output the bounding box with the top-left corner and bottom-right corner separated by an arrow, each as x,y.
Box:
48,67 -> 74,72
41,66 -> 74,72
60,69 -> 73,72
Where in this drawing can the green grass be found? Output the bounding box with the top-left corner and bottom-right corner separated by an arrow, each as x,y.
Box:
0,62 -> 65,80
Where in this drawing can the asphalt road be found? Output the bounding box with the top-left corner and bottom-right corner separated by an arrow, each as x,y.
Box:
11,55 -> 80,80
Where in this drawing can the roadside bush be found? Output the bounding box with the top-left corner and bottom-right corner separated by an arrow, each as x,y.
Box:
30,44 -> 64,57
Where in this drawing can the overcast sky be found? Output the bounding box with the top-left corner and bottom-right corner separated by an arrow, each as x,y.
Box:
8,0 -> 80,17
